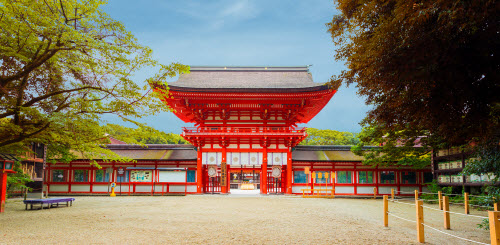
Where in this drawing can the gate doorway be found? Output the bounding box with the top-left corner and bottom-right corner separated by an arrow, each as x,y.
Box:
267,166 -> 286,194
229,168 -> 260,192
203,165 -> 221,194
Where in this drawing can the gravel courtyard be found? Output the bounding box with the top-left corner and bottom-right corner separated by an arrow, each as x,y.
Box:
0,195 -> 491,244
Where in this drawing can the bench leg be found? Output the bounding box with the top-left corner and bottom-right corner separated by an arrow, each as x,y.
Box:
70,201 -> 72,206
67,202 -> 69,207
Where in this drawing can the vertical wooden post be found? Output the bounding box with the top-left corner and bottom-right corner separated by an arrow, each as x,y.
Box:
416,200 -> 425,243
495,202 -> 499,211
0,172 -> 7,213
373,187 -> 377,199
464,192 -> 470,214
196,148 -> 203,194
261,148 -> 268,194
286,149 -> 292,194
391,188 -> 395,200
438,191 -> 443,210
443,196 -> 450,229
489,211 -> 500,245
383,195 -> 388,227
415,190 -> 418,200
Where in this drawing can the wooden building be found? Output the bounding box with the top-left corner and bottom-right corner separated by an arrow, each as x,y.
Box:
432,147 -> 494,193
45,66 -> 431,196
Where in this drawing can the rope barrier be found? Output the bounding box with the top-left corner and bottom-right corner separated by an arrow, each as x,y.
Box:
393,197 -> 417,200
443,193 -> 463,196
421,205 -> 488,219
392,200 -> 416,206
418,191 -> 440,195
422,223 -> 489,245
387,212 -> 417,223
470,204 -> 494,209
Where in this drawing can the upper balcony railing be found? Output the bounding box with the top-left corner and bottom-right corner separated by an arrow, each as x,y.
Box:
182,126 -> 306,136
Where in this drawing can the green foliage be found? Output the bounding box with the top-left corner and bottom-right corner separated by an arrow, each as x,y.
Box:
327,0 -> 499,147
6,161 -> 33,196
0,0 -> 189,163
104,124 -> 187,145
300,128 -> 359,146
350,125 -> 431,168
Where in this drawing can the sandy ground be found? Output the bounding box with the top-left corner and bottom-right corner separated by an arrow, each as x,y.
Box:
0,195 -> 492,244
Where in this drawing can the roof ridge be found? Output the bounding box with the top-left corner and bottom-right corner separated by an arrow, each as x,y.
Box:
188,66 -> 310,72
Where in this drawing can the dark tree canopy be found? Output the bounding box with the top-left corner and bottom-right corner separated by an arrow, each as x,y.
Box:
327,0 -> 499,147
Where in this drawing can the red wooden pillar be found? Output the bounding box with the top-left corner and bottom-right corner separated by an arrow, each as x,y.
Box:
196,147 -> 203,194
221,147 -> 228,194
286,149 -> 292,194
261,148 -> 268,194
0,172 -> 7,213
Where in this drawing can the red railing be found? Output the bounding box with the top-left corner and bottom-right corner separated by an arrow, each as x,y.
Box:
182,126 -> 306,135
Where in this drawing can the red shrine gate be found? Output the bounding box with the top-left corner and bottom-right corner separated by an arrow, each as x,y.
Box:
156,66 -> 336,194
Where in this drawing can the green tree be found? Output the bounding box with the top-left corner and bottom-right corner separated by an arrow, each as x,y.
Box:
351,125 -> 431,168
6,161 -> 33,197
0,0 -> 188,163
104,124 -> 187,145
327,0 -> 499,148
300,128 -> 359,145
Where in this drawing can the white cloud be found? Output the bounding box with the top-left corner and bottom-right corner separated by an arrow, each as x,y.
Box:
173,0 -> 259,31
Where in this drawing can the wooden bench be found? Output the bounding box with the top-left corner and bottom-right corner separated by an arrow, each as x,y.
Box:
301,188 -> 335,198
23,198 -> 75,210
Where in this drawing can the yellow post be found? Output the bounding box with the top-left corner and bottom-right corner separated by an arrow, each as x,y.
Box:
391,188 -> 395,200
383,195 -> 389,227
438,191 -> 443,210
373,187 -> 377,199
443,196 -> 450,229
495,202 -> 499,211
416,200 -> 425,243
331,172 -> 335,198
464,192 -> 470,214
110,182 -> 116,197
415,190 -> 418,200
489,211 -> 500,245
311,171 -> 315,195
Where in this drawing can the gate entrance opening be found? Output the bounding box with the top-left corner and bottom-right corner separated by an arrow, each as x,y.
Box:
229,168 -> 260,191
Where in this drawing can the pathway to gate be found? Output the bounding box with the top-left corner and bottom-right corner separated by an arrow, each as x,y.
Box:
0,196 -> 490,244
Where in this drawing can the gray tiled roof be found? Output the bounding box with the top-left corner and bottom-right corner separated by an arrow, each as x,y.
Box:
0,153 -> 20,161
169,66 -> 326,90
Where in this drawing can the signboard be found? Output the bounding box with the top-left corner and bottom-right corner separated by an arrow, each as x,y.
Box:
220,161 -> 227,186
272,166 -> 281,178
304,167 -> 310,174
110,182 -> 116,188
117,167 -> 125,176
130,170 -> 152,182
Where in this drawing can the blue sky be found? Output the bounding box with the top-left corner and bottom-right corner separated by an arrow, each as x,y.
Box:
104,0 -> 370,133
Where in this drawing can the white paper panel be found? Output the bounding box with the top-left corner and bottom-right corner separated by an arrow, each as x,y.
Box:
229,152 -> 240,165
268,153 -> 285,166
227,152 -> 262,166
249,153 -> 262,165
203,152 -> 222,165
159,171 -> 186,182
240,152 -> 249,165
